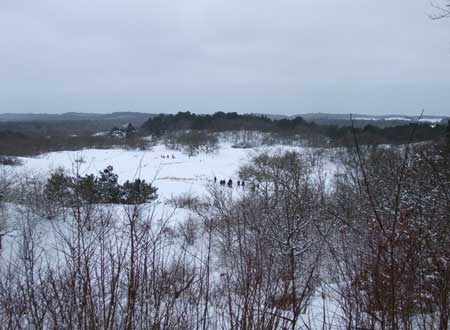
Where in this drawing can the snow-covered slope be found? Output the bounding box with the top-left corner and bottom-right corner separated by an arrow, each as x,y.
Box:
13,143 -> 338,199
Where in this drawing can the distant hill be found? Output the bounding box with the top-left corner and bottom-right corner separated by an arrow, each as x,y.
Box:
1,111 -> 447,156
0,112 -> 158,137
0,112 -> 156,123
295,113 -> 449,127
0,111 -> 447,129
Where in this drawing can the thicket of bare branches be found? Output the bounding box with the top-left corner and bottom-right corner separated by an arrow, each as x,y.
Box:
0,198 -> 203,329
328,141 -> 450,330
196,149 -> 329,330
163,130 -> 219,157
0,137 -> 449,329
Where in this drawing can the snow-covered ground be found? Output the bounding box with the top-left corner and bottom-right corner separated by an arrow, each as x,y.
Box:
418,117 -> 444,124
2,142 -> 340,267
12,143 -> 339,200
350,116 -> 446,123
385,116 -> 445,123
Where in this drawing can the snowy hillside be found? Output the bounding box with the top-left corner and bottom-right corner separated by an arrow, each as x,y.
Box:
13,143 -> 339,199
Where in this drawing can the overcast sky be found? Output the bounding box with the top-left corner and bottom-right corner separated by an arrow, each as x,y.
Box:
0,0 -> 449,116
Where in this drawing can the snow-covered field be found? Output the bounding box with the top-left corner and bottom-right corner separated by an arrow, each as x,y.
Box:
2,142 -> 340,263
13,143 -> 339,200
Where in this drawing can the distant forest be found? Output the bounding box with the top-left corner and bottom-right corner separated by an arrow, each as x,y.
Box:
142,111 -> 448,146
0,111 -> 448,157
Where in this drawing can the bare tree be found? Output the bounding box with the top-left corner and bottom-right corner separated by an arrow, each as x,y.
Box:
431,1 -> 450,19
190,149 -> 330,330
0,167 -> 14,252
329,138 -> 450,330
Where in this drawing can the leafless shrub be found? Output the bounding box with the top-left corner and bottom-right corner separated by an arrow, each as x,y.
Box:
166,192 -> 202,210
164,130 -> 219,157
0,156 -> 22,166
194,150 -> 329,330
0,167 -> 14,251
178,216 -> 198,246
328,138 -> 450,330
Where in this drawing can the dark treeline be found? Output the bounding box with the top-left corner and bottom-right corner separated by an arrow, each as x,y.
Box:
142,111 -> 283,135
0,118 -> 149,156
0,130 -> 145,157
0,119 -> 139,136
142,111 -> 447,146
0,112 -> 447,157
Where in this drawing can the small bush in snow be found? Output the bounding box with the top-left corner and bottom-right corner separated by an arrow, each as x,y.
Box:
0,156 -> 22,166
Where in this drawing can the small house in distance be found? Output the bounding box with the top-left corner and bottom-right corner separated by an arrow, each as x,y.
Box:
109,123 -> 136,139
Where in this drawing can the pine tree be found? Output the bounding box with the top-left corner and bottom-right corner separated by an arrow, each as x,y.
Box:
76,174 -> 98,204
45,169 -> 73,206
97,166 -> 121,203
121,179 -> 158,204
125,123 -> 136,139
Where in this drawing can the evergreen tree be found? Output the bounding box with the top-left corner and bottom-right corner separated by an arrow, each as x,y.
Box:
125,123 -> 136,139
75,174 -> 98,204
96,166 -> 121,203
44,165 -> 159,207
45,169 -> 73,206
121,179 -> 158,204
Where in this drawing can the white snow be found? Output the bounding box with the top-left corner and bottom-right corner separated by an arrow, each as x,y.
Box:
353,117 -> 379,121
385,117 -> 411,121
13,143 -> 338,200
384,117 -> 445,123
418,118 -> 444,124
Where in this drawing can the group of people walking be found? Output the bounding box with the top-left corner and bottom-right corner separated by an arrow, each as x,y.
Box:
214,177 -> 245,189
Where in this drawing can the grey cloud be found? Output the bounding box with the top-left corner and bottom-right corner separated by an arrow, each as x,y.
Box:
0,0 -> 449,115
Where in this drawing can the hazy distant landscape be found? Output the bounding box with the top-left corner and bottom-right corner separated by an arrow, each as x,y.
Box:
1,111 -> 448,125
